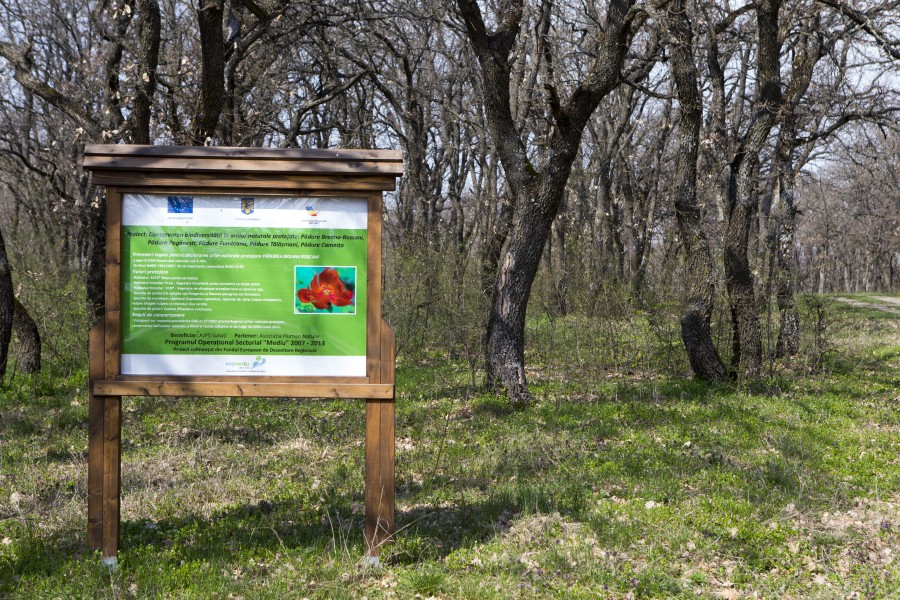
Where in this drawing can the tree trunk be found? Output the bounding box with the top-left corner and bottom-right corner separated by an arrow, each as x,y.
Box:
771,13 -> 824,358
662,0 -> 727,381
131,0 -> 161,144
480,191 -> 514,302
0,229 -> 13,380
484,187 -> 546,405
12,298 -> 40,373
723,0 -> 782,380
485,173 -> 571,406
773,155 -> 800,358
191,0 -> 225,144
724,175 -> 763,378
458,0 -> 636,406
550,216 -> 567,316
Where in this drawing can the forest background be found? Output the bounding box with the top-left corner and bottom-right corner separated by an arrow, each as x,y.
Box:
0,0 -> 899,401
0,1 -> 899,597
0,0 -> 898,397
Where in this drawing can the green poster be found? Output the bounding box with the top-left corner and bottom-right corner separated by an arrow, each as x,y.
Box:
120,194 -> 368,377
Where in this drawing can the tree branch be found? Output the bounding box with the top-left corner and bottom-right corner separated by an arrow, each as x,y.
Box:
280,70 -> 369,147
815,0 -> 900,60
0,42 -> 102,139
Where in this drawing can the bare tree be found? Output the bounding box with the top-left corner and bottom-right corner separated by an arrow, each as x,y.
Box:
454,0 -> 647,405
720,0 -> 782,380
657,0 -> 726,380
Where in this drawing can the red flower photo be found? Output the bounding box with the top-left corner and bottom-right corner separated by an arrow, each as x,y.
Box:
295,267 -> 356,313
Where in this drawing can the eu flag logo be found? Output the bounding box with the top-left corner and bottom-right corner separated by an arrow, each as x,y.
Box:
167,196 -> 193,213
241,198 -> 255,215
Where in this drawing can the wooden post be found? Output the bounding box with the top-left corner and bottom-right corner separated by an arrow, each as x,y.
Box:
87,323 -> 105,549
89,319 -> 121,564
101,395 -> 122,564
365,398 -> 395,558
364,319 -> 396,560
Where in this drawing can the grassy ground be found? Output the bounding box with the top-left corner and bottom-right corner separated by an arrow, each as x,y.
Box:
1,298 -> 898,599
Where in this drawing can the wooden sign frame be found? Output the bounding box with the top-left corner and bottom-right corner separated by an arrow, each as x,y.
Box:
83,145 -> 403,565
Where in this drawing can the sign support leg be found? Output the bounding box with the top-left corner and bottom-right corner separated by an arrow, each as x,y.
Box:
364,398 -> 395,562
102,395 -> 122,565
89,321 -> 121,565
88,324 -> 105,549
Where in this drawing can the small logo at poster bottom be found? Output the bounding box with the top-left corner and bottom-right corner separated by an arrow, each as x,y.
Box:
241,197 -> 255,215
251,356 -> 266,369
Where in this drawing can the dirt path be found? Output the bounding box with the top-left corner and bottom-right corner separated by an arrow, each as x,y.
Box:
833,296 -> 900,317
872,296 -> 900,307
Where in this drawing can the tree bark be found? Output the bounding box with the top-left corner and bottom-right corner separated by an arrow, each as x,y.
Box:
660,0 -> 727,381
549,215 -> 567,316
102,1 -> 132,136
131,0 -> 161,144
458,0 -> 637,406
0,229 -> 13,380
12,298 -> 40,373
772,130 -> 802,360
723,0 -> 782,380
772,13 -> 824,358
191,0 -> 226,144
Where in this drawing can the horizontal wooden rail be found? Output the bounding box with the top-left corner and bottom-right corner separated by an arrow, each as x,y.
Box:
89,172 -> 399,190
85,144 -> 403,162
92,381 -> 394,398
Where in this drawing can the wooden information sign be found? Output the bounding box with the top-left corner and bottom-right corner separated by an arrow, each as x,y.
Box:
83,145 -> 403,565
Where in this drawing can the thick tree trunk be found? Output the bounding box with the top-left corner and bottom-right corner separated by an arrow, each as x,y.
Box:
724,176 -> 763,378
484,211 -> 541,404
458,0 -> 635,406
191,0 -> 225,144
0,229 -> 13,379
12,298 -> 40,373
662,0 -> 727,381
131,0 -> 161,144
485,175 -> 569,406
723,0 -> 782,380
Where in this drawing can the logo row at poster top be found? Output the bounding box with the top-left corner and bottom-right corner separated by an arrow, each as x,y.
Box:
124,194 -> 369,230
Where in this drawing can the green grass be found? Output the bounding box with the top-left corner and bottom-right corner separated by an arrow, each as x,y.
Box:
1,301 -> 899,598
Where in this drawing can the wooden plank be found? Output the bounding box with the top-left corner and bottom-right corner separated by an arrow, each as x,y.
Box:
380,320 -> 396,386
368,195 -> 383,320
365,319 -> 396,555
84,156 -> 404,176
102,396 -> 122,560
115,187 -> 372,199
90,171 -> 398,191
87,323 -> 105,549
104,188 -> 122,380
366,194 -> 383,381
365,398 -> 395,556
92,381 -> 394,398
85,144 -> 403,162
115,375 -> 369,384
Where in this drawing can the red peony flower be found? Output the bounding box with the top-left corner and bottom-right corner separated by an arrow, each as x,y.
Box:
297,268 -> 354,311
